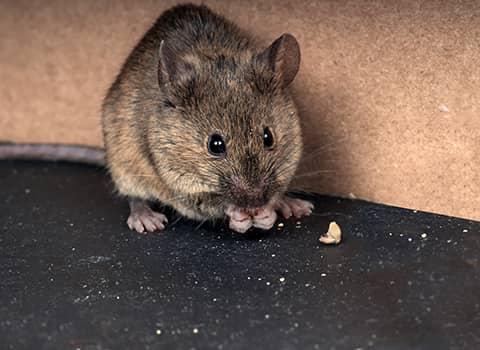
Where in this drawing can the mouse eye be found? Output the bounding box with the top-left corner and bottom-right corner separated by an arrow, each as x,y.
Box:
207,133 -> 226,157
263,127 -> 274,149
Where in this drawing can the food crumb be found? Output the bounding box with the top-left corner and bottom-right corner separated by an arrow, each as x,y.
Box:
421,233 -> 427,238
462,229 -> 468,233
319,221 -> 342,245
279,277 -> 285,282
278,222 -> 284,228
439,104 -> 449,113
321,273 -> 327,277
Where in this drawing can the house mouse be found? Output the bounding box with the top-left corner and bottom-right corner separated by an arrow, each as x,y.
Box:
0,3 -> 314,234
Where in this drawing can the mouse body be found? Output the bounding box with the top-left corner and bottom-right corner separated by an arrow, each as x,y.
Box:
102,3 -> 313,233
0,3 -> 313,233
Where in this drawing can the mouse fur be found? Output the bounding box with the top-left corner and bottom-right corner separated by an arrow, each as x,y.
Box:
101,3 -> 314,233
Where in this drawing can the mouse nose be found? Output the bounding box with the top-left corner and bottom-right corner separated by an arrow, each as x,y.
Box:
230,175 -> 268,208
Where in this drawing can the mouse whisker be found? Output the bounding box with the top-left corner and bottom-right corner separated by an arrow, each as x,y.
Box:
194,217 -> 209,231
291,169 -> 337,179
301,136 -> 350,161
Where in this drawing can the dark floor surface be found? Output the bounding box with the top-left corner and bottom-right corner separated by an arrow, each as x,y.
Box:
0,161 -> 479,350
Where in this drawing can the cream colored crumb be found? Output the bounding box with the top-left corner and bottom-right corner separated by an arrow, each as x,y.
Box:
319,221 -> 342,245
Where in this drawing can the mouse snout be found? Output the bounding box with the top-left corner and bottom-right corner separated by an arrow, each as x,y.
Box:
229,175 -> 269,208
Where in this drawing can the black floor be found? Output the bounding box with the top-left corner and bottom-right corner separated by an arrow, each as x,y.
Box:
0,161 -> 479,350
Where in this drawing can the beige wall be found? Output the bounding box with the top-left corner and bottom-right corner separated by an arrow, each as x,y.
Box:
1,0 -> 478,220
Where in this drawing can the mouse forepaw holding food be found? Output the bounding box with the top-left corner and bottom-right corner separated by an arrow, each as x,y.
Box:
127,199 -> 168,234
225,205 -> 253,233
251,206 -> 277,230
274,196 -> 314,219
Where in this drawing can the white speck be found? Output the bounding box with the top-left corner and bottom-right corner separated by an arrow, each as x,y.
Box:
293,322 -> 299,327
462,229 -> 468,233
271,254 -> 276,257
156,329 -> 162,335
265,314 -> 270,319
421,233 -> 428,238
266,282 -> 271,286
247,276 -> 251,280
388,232 -> 393,236
400,233 -> 404,237
278,223 -> 284,228
116,296 -> 120,300
24,188 -> 31,194
390,280 -> 395,285
413,210 -> 418,213
279,277 -> 285,282
439,104 -> 449,113
447,239 -> 452,243
304,283 -> 311,287
258,277 -> 262,281
321,273 -> 327,277
408,238 -> 413,242
296,221 -> 301,225
71,247 -> 76,251
193,328 -> 199,334
69,223 -> 74,227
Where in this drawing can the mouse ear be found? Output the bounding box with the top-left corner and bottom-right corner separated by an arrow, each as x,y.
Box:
158,40 -> 194,86
256,33 -> 301,87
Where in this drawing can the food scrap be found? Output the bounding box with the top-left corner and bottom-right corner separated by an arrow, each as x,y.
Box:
319,221 -> 342,245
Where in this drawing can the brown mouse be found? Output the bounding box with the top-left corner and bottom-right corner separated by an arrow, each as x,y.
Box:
0,3 -> 314,234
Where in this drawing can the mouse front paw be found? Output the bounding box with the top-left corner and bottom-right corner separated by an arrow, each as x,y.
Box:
225,205 -> 253,233
251,206 -> 277,230
127,199 -> 168,234
274,196 -> 314,219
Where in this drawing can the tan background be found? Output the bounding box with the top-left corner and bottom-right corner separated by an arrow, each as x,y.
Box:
0,0 -> 478,220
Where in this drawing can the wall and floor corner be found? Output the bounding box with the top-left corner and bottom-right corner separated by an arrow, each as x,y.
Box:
0,0 -> 478,220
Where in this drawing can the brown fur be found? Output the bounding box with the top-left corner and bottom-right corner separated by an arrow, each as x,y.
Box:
102,3 -> 303,221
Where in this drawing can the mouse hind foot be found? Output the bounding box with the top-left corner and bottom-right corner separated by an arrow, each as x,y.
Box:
274,196 -> 314,219
127,198 -> 168,234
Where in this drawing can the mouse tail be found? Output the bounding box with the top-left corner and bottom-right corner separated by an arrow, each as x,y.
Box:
0,142 -> 105,166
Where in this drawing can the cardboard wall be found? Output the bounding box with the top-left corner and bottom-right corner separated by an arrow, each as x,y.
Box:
1,0 -> 478,220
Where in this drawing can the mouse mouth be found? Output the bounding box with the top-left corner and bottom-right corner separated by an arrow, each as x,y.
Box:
233,197 -> 269,210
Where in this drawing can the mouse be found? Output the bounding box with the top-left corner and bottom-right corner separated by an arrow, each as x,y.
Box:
0,3 -> 314,234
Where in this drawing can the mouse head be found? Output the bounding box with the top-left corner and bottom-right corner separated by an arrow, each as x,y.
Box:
150,34 -> 303,211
